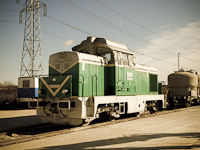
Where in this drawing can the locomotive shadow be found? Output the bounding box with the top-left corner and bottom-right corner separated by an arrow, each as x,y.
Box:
29,132 -> 200,150
6,123 -> 73,136
0,115 -> 42,133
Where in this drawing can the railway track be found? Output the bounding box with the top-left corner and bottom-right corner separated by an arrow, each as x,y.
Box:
1,105 -> 199,147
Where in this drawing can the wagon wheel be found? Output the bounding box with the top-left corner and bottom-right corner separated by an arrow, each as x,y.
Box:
198,98 -> 200,105
169,98 -> 174,109
184,97 -> 191,107
194,99 -> 198,106
184,101 -> 191,107
194,98 -> 200,105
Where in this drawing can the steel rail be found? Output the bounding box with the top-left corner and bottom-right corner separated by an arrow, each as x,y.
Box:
1,105 -> 200,147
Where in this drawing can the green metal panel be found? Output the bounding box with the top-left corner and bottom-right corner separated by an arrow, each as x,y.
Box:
104,65 -> 158,96
39,75 -> 72,98
48,63 -> 79,96
78,62 -> 104,97
47,60 -> 104,98
115,66 -> 137,96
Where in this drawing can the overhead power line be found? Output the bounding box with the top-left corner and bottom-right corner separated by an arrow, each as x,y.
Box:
0,7 -> 19,12
59,0 -> 156,44
0,6 -> 86,43
0,19 -> 19,24
96,0 -> 199,55
95,0 -> 200,62
0,18 -> 76,44
1,0 -> 22,5
130,49 -> 177,66
2,2 -> 198,66
2,1 -> 199,72
1,17 -> 177,68
60,0 -> 200,65
46,15 -> 96,37
3,17 -> 199,72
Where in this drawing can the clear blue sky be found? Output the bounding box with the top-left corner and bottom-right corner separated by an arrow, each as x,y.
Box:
0,0 -> 200,85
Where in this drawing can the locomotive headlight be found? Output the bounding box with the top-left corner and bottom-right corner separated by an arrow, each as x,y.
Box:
62,89 -> 69,94
38,89 -> 44,95
38,89 -> 42,94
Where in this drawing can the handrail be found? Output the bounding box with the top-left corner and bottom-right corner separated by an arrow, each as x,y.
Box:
92,74 -> 98,99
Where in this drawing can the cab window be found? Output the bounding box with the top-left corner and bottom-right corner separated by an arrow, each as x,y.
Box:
23,80 -> 30,88
128,54 -> 134,66
122,53 -> 128,65
54,62 -> 62,70
114,51 -> 120,65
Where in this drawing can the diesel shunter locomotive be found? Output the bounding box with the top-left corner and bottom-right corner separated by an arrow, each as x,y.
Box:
36,37 -> 165,126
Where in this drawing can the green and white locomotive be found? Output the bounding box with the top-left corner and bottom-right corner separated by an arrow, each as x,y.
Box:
36,37 -> 165,126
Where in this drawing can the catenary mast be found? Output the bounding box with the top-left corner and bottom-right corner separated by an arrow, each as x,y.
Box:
17,0 -> 47,77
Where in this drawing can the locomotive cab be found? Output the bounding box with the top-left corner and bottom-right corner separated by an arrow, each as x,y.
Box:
72,37 -> 134,64
73,37 -> 136,95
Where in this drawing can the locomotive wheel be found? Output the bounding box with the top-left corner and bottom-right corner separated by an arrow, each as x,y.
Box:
108,116 -> 116,121
149,106 -> 156,114
81,120 -> 91,126
135,112 -> 141,117
148,104 -> 157,114
147,102 -> 157,114
108,111 -> 120,121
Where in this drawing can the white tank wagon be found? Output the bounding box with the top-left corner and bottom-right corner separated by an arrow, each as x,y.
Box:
168,69 -> 200,107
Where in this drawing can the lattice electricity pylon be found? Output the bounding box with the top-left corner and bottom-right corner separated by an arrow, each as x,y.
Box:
17,0 -> 47,77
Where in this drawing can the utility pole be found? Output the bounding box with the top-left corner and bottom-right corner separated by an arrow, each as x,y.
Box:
17,0 -> 47,77
178,53 -> 180,71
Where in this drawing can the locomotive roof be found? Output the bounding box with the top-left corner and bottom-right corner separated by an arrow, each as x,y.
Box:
72,37 -> 134,55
